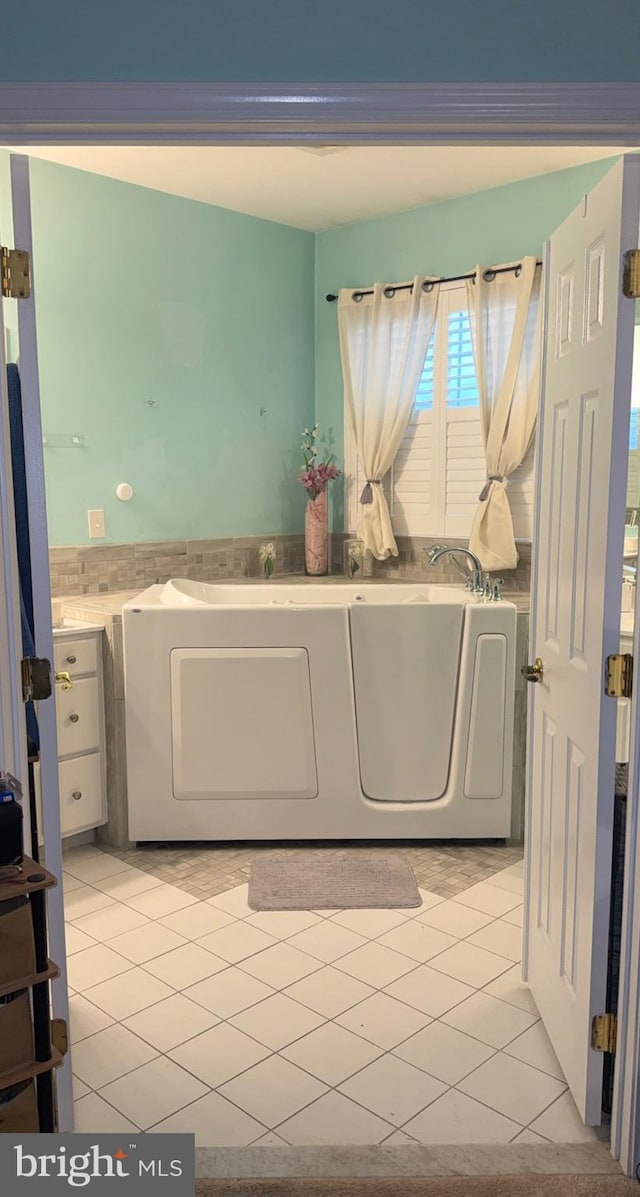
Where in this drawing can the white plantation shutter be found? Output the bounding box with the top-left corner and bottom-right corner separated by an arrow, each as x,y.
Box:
443,295 -> 487,535
444,410 -> 486,536
393,407 -> 434,535
443,413 -> 535,538
345,280 -> 536,539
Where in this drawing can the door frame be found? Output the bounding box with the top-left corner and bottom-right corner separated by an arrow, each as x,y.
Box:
0,82 -> 639,144
2,79 -> 640,1171
2,81 -> 640,143
9,153 -> 72,1133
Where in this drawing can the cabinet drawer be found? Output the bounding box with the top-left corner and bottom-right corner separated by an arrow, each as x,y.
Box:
56,677 -> 100,757
54,637 -> 98,678
59,754 -> 104,837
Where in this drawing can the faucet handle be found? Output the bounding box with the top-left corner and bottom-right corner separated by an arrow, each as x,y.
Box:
492,579 -> 504,602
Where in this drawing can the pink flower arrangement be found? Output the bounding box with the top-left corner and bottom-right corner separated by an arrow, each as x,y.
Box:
297,424 -> 341,500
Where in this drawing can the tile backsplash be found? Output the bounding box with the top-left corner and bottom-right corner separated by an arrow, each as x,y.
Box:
49,532 -> 531,598
332,534 -> 532,592
49,534 -> 306,598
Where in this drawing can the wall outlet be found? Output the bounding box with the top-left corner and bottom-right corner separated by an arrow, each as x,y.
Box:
87,509 -> 105,539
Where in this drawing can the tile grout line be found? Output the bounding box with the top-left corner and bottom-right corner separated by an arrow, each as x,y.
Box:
74,954 -> 552,1142
67,847 -> 581,1148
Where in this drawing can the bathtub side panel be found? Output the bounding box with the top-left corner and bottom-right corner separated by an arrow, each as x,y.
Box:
463,633 -> 508,799
170,647 -> 318,801
122,596 -> 515,842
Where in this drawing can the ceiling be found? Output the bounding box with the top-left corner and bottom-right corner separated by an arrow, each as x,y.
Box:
11,145 -> 633,232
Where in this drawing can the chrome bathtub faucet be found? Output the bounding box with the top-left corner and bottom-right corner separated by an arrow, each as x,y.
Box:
425,544 -> 485,597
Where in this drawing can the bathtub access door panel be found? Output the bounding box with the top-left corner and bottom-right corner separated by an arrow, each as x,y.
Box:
171,648 -> 318,800
350,603 -> 463,801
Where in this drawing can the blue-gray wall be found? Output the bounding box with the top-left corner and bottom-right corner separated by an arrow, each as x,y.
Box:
1,1 -> 639,82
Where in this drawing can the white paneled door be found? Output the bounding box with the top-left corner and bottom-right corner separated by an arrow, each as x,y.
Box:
526,157 -> 640,1125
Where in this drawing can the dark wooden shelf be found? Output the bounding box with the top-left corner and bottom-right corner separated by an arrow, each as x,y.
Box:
0,961 -> 60,1000
0,857 -> 57,904
0,1047 -> 63,1091
0,849 -> 60,1130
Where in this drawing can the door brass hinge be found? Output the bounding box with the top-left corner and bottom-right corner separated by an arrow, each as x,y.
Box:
592,1013 -> 617,1054
605,653 -> 633,699
624,249 -> 640,298
0,246 -> 30,299
21,657 -> 52,703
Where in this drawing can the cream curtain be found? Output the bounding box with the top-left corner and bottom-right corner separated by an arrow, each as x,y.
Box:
338,278 -> 440,559
465,256 -> 542,571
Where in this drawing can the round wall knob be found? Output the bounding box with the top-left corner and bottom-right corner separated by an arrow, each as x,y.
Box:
116,482 -> 134,501
72,791 -> 82,801
69,713 -> 80,723
66,654 -> 77,665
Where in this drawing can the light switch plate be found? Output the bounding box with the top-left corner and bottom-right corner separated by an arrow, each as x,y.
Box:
87,509 -> 105,538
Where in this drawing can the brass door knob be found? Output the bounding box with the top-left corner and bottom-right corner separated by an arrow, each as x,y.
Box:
521,658 -> 544,683
55,670 -> 73,691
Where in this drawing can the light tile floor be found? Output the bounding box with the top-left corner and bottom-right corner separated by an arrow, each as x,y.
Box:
62,844 -> 603,1149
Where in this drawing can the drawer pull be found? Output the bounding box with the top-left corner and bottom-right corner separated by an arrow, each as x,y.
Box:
71,791 -> 82,801
55,671 -> 73,691
69,713 -> 80,724
66,654 -> 77,665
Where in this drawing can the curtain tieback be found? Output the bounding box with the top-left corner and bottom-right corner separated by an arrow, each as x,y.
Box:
360,479 -> 382,505
479,475 -> 505,502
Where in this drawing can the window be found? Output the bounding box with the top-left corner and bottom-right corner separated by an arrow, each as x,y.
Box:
345,281 -> 536,540
631,408 -> 639,453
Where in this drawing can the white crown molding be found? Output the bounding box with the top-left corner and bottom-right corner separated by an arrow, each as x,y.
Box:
0,82 -> 640,143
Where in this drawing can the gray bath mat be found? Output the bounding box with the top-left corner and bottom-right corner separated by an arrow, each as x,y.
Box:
248,850 -> 421,910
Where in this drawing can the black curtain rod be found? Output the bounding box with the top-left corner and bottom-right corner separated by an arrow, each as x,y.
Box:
325,259 -> 543,303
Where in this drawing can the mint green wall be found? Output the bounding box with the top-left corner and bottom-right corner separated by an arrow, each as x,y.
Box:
0,155 -> 18,360
5,154 -> 629,544
315,159 -> 617,530
20,158 -> 314,545
0,156 -> 12,239
2,1 -> 639,82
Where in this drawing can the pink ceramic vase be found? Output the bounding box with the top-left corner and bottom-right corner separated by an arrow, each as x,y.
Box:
305,490 -> 329,576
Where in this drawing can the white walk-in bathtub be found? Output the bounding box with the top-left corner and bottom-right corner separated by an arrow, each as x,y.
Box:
123,579 -> 516,842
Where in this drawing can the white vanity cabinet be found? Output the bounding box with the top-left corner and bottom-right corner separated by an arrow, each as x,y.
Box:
50,626 -> 107,837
